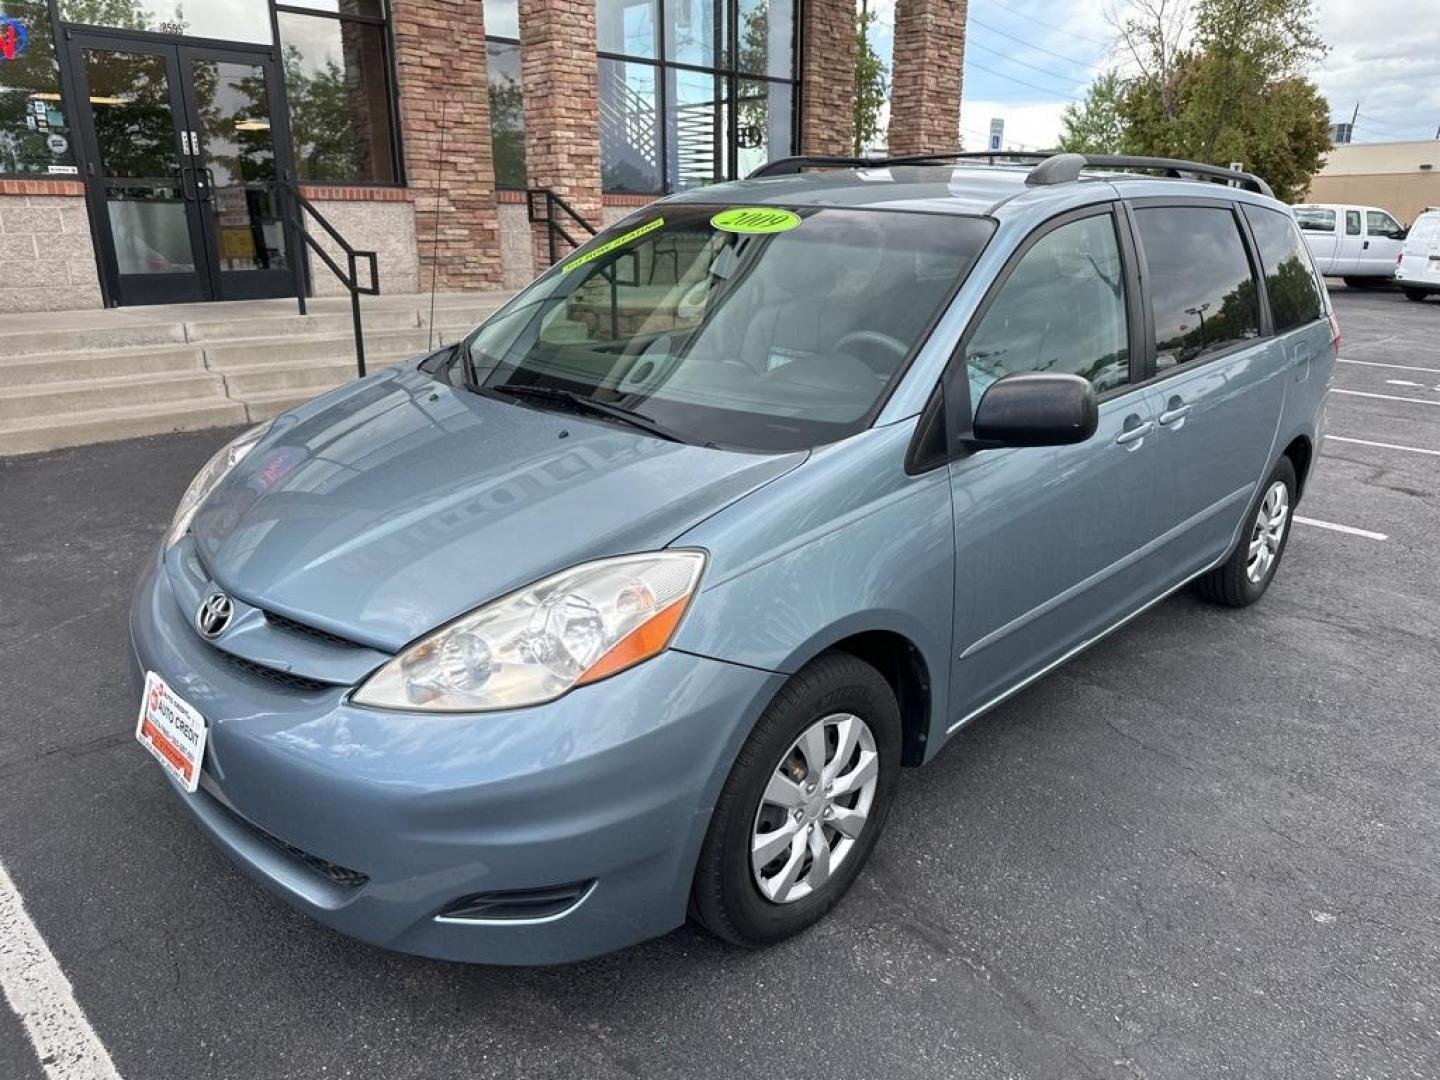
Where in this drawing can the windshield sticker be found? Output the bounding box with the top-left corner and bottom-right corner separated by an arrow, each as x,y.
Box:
562,217 -> 665,273
710,207 -> 802,235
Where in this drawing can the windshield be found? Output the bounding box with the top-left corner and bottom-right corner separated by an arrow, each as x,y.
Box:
459,204 -> 994,452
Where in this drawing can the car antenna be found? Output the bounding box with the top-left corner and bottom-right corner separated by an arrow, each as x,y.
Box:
426,97 -> 448,352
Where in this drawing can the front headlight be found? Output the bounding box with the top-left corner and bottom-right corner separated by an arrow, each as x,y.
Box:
352,551 -> 707,712
164,421 -> 272,548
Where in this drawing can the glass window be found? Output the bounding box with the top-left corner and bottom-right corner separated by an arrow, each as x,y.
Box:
736,0 -> 793,78
278,11 -> 396,183
1293,207 -> 1335,232
1365,210 -> 1402,239
734,79 -> 790,179
666,0 -> 723,67
1345,210 -> 1361,236
58,0 -> 273,43
964,214 -> 1130,403
282,0 -> 387,16
598,0 -> 657,58
483,0 -> 518,38
0,1 -> 76,177
1134,206 -> 1260,369
460,206 -> 993,451
1241,206 -> 1323,333
599,58 -> 660,193
487,41 -> 525,187
666,68 -> 726,191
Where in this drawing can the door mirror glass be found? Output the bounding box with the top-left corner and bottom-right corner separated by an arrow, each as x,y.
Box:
970,373 -> 1098,449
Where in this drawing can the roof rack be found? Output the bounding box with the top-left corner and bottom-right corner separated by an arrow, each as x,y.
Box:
748,151 -> 1275,199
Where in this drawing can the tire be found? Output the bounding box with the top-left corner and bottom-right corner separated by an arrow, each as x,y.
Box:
1341,276 -> 1369,288
1194,456 -> 1298,608
691,652 -> 902,948
1402,288 -> 1429,302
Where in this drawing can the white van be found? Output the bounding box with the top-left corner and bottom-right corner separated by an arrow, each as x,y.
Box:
1293,203 -> 1406,284
1394,208 -> 1440,301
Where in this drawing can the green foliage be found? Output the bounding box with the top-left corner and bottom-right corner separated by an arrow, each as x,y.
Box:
282,43 -> 362,182
853,6 -> 888,155
1105,0 -> 1332,201
1058,70 -> 1125,154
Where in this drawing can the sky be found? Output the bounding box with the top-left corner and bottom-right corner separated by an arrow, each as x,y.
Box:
863,0 -> 1440,152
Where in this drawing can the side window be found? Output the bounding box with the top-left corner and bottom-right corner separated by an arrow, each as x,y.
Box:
1294,207 -> 1335,233
1134,205 -> 1261,370
1241,205 -> 1325,333
1366,210 -> 1402,239
964,213 -> 1130,407
1345,210 -> 1362,236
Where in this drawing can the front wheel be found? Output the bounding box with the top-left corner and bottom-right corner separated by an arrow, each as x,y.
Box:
1402,288 -> 1430,302
691,653 -> 901,947
1194,457 -> 1297,607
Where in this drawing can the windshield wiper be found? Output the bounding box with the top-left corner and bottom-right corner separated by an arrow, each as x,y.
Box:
487,383 -> 689,444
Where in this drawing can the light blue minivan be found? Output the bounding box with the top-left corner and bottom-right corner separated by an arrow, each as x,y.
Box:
130,153 -> 1336,964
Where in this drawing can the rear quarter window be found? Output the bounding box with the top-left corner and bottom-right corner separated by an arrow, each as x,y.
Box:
1241,205 -> 1325,333
1133,205 -> 1261,370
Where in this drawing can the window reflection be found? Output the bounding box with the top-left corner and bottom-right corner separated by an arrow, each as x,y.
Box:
1241,205 -> 1323,334
599,58 -> 660,193
1134,206 -> 1260,369
0,1 -> 76,176
58,0 -> 273,43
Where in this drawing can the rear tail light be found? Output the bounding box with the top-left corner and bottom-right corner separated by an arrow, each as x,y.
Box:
1328,310 -> 1342,353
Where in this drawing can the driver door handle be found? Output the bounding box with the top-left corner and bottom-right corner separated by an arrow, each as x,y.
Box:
1114,420 -> 1153,445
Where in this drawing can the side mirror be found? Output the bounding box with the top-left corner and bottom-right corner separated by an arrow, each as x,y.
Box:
968,372 -> 1099,449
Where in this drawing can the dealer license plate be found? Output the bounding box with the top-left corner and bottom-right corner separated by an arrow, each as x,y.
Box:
136,671 -> 208,793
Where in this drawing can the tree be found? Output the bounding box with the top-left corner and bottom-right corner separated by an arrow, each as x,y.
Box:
1114,0 -> 1331,202
1058,70 -> 1125,154
854,0 -> 888,155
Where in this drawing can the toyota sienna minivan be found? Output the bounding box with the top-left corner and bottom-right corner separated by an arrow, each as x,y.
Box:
131,152 -> 1336,964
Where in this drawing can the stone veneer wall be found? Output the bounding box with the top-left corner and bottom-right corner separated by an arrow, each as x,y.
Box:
495,198 -> 536,289
0,180 -> 102,313
887,0 -> 967,155
799,0 -> 858,155
300,186 -> 420,297
391,0 -> 506,291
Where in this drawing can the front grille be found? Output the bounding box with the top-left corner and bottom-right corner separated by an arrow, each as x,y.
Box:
219,651 -> 332,693
263,610 -> 361,650
212,796 -> 369,890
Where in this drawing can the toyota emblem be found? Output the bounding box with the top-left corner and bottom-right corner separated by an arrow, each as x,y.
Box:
196,591 -> 234,639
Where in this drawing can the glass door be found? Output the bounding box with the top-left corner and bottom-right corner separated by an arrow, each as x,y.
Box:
68,33 -> 295,306
70,35 -> 210,305
179,48 -> 294,301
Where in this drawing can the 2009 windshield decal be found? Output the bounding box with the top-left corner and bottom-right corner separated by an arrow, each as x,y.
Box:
562,218 -> 665,272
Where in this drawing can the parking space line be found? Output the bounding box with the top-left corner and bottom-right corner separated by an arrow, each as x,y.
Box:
1294,516 -> 1388,541
1326,435 -> 1440,458
1338,357 -> 1440,376
1331,388 -> 1440,407
0,859 -> 121,1080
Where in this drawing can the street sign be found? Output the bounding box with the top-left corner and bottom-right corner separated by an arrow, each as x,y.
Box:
0,17 -> 29,61
988,118 -> 1004,152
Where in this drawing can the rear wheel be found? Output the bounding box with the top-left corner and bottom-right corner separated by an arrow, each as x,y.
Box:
691,652 -> 901,947
1194,457 -> 1297,608
1402,288 -> 1430,302
1342,275 -> 1377,288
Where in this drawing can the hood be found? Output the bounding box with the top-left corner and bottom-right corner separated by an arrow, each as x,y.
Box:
192,367 -> 805,651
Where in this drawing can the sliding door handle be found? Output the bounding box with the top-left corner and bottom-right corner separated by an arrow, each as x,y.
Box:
1158,404 -> 1191,426
1114,421 -> 1153,445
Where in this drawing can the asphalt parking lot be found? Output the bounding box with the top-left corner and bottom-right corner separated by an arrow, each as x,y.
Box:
2,285 -> 1438,1080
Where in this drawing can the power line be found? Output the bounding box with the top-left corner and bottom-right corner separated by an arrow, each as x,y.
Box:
967,38 -> 1088,91
981,0 -> 1112,48
965,58 -> 1083,102
967,15 -> 1100,72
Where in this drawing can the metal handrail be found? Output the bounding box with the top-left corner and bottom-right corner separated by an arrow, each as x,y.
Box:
526,188 -> 598,266
278,179 -> 381,378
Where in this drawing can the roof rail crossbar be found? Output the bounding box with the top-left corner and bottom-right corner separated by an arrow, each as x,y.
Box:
1026,153 -> 1275,198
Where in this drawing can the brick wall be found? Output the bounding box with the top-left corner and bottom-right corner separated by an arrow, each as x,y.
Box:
888,0 -> 967,155
800,0 -> 857,156
519,0 -> 603,269
391,0 -> 505,291
0,182 -> 102,313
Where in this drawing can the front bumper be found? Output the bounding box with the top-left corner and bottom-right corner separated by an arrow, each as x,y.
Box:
129,552 -> 783,965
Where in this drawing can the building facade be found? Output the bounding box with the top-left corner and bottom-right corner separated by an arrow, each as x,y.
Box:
0,0 -> 965,313
1305,140 -> 1440,225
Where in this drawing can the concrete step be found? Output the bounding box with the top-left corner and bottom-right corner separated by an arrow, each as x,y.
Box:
0,371 -> 224,423
220,357 -> 405,398
0,398 -> 249,456
0,322 -> 187,358
184,307 -> 424,342
203,325 -> 471,369
0,344 -> 206,389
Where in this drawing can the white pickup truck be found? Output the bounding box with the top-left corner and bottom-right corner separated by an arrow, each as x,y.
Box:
1293,203 -> 1407,285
